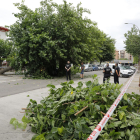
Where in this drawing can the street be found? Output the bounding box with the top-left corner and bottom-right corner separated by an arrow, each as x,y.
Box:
0,71 -> 129,97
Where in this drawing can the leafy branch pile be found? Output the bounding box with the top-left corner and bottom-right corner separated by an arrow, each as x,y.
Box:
10,75 -> 140,140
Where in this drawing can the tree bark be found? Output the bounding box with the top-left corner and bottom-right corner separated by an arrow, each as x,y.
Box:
0,66 -> 12,75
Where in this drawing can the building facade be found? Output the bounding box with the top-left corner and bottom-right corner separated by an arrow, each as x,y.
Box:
0,26 -> 9,40
119,50 -> 133,61
115,50 -> 119,60
120,50 -> 125,59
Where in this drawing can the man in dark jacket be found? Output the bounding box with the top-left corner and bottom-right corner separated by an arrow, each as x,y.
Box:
114,63 -> 120,84
65,61 -> 71,81
103,63 -> 112,83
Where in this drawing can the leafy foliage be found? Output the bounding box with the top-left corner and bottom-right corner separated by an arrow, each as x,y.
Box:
96,34 -> 116,64
0,39 -> 12,64
10,75 -> 140,140
8,0 -> 115,78
124,25 -> 140,71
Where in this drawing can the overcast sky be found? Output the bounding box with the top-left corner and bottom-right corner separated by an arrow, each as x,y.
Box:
1,0 -> 140,50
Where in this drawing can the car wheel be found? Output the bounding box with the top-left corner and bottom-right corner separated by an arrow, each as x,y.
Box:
120,73 -> 123,77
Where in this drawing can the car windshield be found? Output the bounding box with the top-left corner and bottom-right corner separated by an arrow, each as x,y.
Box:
124,66 -> 130,69
92,65 -> 95,67
84,64 -> 88,68
120,66 -> 127,70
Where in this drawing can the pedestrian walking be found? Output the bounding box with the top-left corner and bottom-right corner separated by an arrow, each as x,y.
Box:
114,63 -> 120,84
103,63 -> 112,83
65,61 -> 71,81
80,62 -> 85,79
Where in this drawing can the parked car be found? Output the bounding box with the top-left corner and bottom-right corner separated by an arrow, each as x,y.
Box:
130,66 -> 136,72
123,65 -> 134,74
97,65 -> 104,70
104,63 -> 122,75
92,65 -> 98,71
2,60 -> 7,66
83,64 -> 93,72
119,66 -> 132,77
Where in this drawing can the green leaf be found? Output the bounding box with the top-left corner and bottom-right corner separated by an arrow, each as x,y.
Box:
120,123 -> 127,128
114,121 -> 122,127
57,126 -> 64,136
86,81 -> 92,87
13,120 -> 19,129
22,115 -> 30,123
119,111 -> 125,120
119,131 -> 125,137
34,133 -> 45,140
129,135 -> 135,140
89,126 -> 95,131
68,80 -> 74,84
119,106 -> 128,110
123,93 -> 127,100
102,97 -> 107,102
51,127 -> 58,133
109,130 -> 115,136
10,118 -> 17,124
126,129 -> 131,136
47,84 -> 55,88
95,104 -> 100,110
77,82 -> 83,88
18,122 -> 27,130
61,114 -> 66,120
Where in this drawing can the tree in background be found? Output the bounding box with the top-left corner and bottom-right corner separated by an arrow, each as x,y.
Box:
0,39 -> 12,65
7,0 -> 116,77
124,25 -> 140,72
97,34 -> 116,64
133,56 -> 139,64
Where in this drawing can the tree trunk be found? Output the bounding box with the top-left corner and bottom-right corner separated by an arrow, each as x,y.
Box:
138,55 -> 140,73
0,66 -> 12,75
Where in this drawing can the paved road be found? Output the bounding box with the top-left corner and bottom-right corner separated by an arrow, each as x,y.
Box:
0,70 -> 129,97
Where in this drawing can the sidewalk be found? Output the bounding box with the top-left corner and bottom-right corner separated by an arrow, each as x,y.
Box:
126,73 -> 140,94
0,75 -> 131,140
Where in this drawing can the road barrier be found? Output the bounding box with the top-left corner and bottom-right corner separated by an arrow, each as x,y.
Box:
87,70 -> 137,140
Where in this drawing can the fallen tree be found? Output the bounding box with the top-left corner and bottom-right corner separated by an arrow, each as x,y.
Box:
10,75 -> 140,140
0,66 -> 12,75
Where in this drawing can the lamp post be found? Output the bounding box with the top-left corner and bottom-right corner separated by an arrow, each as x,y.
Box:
125,23 -> 140,73
125,23 -> 140,32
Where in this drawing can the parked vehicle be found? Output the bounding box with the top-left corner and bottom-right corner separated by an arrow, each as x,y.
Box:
119,66 -> 132,77
104,63 -> 122,75
83,64 -> 93,72
92,65 -> 98,71
97,65 -> 104,70
2,60 -> 7,65
130,66 -> 136,72
123,65 -> 134,74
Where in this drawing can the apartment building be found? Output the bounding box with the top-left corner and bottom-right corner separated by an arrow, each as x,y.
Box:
119,50 -> 133,60
115,50 -> 119,60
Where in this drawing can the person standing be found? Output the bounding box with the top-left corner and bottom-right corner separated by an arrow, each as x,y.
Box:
103,63 -> 112,83
114,63 -> 120,84
65,61 -> 71,81
80,62 -> 85,79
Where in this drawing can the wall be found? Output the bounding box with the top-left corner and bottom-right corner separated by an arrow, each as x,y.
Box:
115,50 -> 119,60
0,31 -> 6,40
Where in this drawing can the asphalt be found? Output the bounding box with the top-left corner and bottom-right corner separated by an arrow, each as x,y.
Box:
0,71 -> 136,140
0,71 -> 103,97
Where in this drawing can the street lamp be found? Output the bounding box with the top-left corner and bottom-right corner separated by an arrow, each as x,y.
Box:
125,23 -> 140,32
